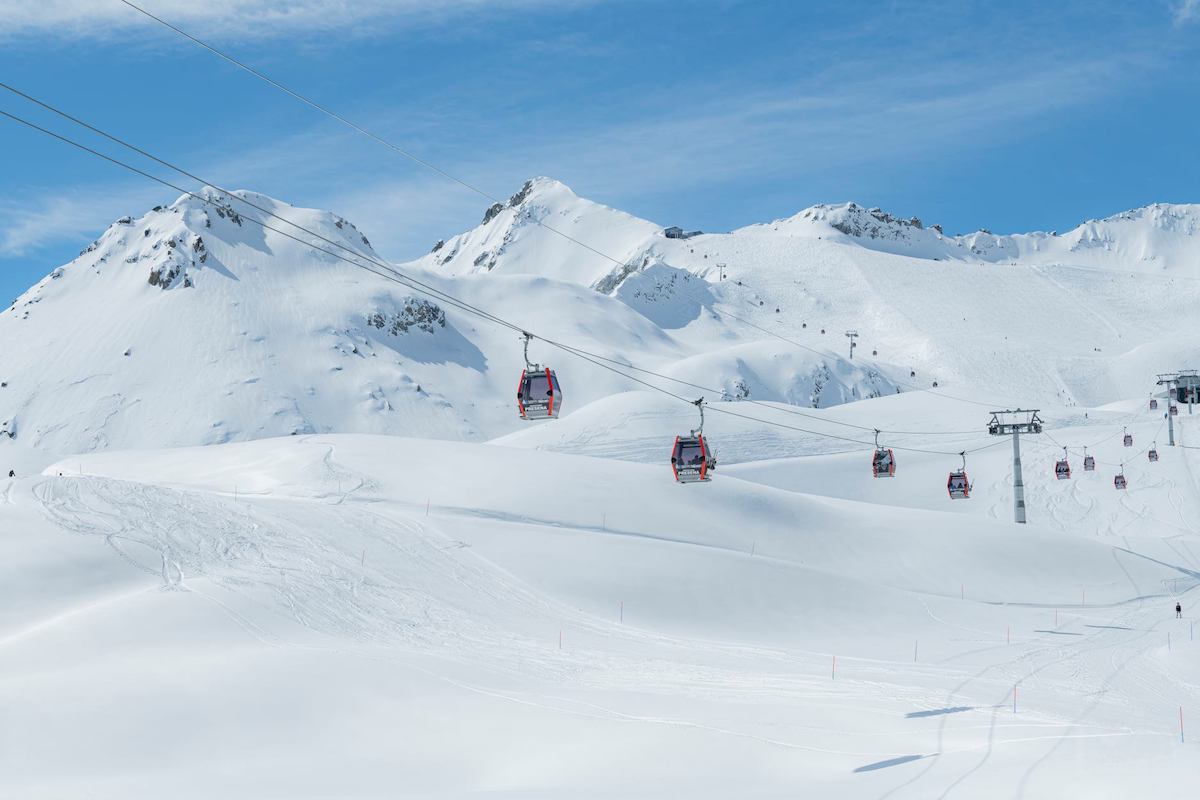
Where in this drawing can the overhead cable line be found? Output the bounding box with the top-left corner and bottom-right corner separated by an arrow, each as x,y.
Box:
0,82 -> 987,441
116,0 -> 1029,417
0,105 -> 1000,457
116,0 -> 631,268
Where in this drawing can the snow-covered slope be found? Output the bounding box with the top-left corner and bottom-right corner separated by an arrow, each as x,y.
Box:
5,178 -> 1200,798
3,428 -> 1198,797
414,177 -> 662,288
746,200 -> 1200,271
2,178 -> 1199,464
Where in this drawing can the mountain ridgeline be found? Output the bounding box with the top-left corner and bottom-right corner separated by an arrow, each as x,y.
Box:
1,177 -> 1197,458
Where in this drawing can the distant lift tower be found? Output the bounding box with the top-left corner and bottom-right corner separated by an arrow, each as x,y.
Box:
988,409 -> 1044,524
1157,373 -> 1179,446
1179,370 -> 1199,415
845,330 -> 859,360
1157,369 -> 1197,445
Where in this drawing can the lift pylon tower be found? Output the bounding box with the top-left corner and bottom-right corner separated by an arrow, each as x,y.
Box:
845,330 -> 858,360
1179,370 -> 1199,415
988,409 -> 1044,524
1157,372 -> 1182,446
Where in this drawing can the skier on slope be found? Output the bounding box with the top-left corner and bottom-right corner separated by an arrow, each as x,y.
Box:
1177,602 -> 1183,619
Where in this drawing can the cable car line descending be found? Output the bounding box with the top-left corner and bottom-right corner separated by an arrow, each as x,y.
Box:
1,92 -> 1169,483
0,80 -> 989,440
122,0 -> 1190,474
115,0 -> 638,271
1032,415 -> 1169,491
0,81 -> 525,339
0,104 -> 1000,466
114,0 -> 1037,417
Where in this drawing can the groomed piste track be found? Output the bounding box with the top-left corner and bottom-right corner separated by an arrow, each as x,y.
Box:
2,398 -> 1198,797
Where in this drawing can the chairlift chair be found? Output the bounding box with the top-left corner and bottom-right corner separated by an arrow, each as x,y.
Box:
671,399 -> 716,483
1123,427 -> 1133,447
1054,447 -> 1071,480
872,430 -> 896,478
947,452 -> 970,499
516,333 -> 562,421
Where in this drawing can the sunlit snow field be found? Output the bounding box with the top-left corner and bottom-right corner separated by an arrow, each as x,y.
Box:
2,183 -> 1199,797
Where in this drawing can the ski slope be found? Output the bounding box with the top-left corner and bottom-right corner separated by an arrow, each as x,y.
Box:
3,179 -> 1200,797
2,419 -> 1199,798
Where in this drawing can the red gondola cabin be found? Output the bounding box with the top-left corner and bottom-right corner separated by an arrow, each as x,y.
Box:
517,367 -> 562,420
672,434 -> 715,483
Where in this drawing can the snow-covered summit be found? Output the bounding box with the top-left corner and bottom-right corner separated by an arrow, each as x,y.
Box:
3,179 -> 1198,460
416,176 -> 662,288
0,188 -> 489,455
740,199 -> 1200,271
53,186 -> 378,295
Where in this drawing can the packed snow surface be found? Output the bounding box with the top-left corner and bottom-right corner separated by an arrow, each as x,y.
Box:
2,179 -> 1200,797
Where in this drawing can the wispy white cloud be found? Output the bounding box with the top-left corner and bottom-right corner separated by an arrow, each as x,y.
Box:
0,42 -> 1150,264
0,0 -> 1179,265
0,0 -> 586,40
1174,0 -> 1200,24
0,184 -> 169,257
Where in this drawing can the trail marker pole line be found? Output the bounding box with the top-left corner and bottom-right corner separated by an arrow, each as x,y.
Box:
1182,707 -> 1186,744
558,629 -> 562,650
426,499 -> 430,517
832,655 -> 836,680
1007,626 -> 1011,645
914,640 -> 919,663
619,601 -> 623,623
1014,687 -> 1018,714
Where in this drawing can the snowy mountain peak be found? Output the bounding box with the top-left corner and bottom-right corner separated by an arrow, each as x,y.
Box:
1094,201 -> 1200,228
420,177 -> 661,286
736,198 -> 1200,271
60,187 -> 381,295
801,202 -> 933,235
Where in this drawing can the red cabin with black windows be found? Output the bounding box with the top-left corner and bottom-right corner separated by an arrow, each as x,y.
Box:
872,448 -> 896,477
671,434 -> 715,483
672,398 -> 717,483
517,366 -> 562,420
1054,447 -> 1071,480
947,453 -> 970,499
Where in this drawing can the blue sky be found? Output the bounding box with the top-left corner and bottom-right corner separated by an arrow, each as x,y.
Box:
1,0 -> 1199,302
